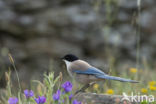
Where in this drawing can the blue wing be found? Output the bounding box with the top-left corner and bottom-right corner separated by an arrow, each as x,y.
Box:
96,75 -> 139,83
73,67 -> 106,76
73,67 -> 139,83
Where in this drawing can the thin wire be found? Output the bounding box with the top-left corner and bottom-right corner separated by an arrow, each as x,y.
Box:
136,0 -> 141,73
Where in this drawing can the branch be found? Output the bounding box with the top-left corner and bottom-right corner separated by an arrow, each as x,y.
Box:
75,93 -> 138,104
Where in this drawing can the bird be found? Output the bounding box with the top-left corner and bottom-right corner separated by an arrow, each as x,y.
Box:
62,54 -> 139,93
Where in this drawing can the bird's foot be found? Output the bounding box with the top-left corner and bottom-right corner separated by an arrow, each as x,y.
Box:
89,82 -> 96,86
74,82 -> 96,95
74,89 -> 86,95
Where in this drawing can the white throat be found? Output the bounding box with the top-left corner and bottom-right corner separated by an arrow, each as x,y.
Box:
63,60 -> 73,77
64,60 -> 71,68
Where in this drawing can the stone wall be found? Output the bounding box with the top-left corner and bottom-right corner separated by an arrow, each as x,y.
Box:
0,0 -> 156,87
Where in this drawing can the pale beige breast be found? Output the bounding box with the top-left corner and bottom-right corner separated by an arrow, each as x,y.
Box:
75,74 -> 102,84
69,60 -> 91,71
68,60 -> 102,84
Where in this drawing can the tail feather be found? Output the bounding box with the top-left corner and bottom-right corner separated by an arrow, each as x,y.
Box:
96,75 -> 139,83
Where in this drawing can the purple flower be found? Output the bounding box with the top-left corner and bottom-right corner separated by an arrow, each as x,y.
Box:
35,96 -> 46,104
24,89 -> 34,98
72,99 -> 82,104
61,81 -> 72,92
8,97 -> 18,104
69,94 -> 73,100
53,90 -> 61,101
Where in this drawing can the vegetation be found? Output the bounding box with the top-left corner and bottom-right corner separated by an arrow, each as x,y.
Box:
0,54 -> 156,104
0,1 -> 155,103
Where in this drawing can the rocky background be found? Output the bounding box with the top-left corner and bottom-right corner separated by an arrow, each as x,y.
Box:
0,0 -> 156,88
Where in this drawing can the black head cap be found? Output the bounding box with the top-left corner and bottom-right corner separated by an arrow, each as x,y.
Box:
62,54 -> 79,62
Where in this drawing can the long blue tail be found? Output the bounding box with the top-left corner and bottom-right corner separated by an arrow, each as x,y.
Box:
96,75 -> 139,83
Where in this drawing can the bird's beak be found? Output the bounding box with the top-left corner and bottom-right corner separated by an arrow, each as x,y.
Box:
60,57 -> 65,61
62,59 -> 65,62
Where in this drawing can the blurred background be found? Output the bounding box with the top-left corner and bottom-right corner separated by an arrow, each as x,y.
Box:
0,0 -> 156,89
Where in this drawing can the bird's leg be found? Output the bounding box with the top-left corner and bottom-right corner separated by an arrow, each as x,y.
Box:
74,82 -> 96,95
89,82 -> 96,86
74,84 -> 89,95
